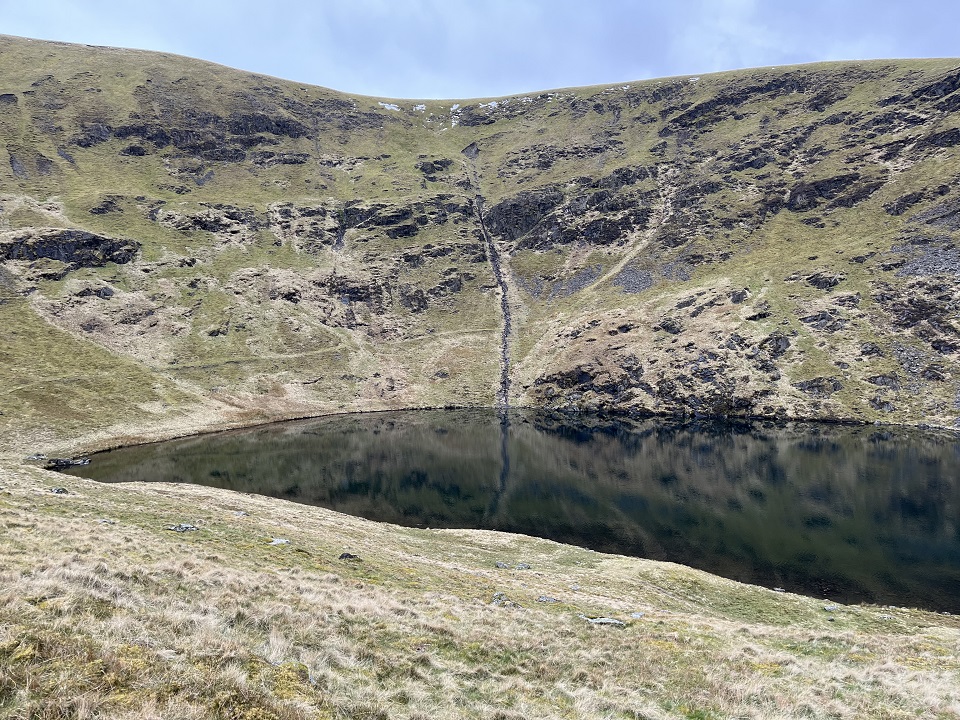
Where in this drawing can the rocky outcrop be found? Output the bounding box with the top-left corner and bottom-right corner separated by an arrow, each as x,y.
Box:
483,188 -> 565,242
0,228 -> 140,268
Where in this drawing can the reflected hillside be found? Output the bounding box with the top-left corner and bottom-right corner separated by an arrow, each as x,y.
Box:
66,410 -> 960,611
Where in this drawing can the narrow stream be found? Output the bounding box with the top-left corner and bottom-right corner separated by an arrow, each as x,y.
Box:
474,195 -> 513,409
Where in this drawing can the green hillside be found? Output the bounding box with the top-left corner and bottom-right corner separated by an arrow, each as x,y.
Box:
1,37 -> 959,452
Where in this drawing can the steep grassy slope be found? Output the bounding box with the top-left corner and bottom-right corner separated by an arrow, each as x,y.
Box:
1,36 -> 960,453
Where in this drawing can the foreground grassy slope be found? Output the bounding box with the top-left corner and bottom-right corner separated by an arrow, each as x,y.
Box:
1,36 -> 960,718
2,464 -> 959,719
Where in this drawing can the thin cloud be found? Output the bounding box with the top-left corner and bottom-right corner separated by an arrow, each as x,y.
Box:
0,0 -> 958,98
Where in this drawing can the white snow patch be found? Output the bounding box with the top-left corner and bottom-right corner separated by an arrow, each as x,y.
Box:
378,102 -> 401,111
413,104 -> 426,112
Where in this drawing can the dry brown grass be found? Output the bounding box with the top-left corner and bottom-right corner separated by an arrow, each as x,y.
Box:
1,459 -> 959,720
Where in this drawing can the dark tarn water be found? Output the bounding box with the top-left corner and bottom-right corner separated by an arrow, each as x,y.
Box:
63,410 -> 960,613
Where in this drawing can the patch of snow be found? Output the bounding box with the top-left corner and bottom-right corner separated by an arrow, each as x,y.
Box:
689,77 -> 700,83
413,103 -> 426,112
479,100 -> 499,109
378,102 -> 401,111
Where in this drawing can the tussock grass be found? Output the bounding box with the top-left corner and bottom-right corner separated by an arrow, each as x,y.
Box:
1,462 -> 958,719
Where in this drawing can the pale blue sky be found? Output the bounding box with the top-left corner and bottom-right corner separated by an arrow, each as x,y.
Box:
1,0 -> 957,99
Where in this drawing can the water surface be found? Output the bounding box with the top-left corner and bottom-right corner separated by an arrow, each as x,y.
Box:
64,410 -> 960,612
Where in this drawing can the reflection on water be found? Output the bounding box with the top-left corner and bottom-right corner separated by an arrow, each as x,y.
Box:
64,410 -> 960,612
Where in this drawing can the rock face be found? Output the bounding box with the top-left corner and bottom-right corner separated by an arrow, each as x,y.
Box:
1,36 -> 960,432
0,229 -> 140,268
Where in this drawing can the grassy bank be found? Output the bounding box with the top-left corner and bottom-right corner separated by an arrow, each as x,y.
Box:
1,449 -> 959,719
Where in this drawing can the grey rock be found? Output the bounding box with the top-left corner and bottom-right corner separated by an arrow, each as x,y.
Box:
745,300 -> 772,321
579,614 -> 625,626
866,373 -> 901,391
166,523 -> 199,532
484,187 -> 564,242
870,396 -> 896,413
338,552 -> 360,560
758,331 -> 791,356
0,229 -> 140,269
50,487 -> 69,494
792,377 -> 843,397
806,271 -> 844,289
514,562 -> 531,570
45,457 -> 90,469
613,265 -> 654,294
729,288 -> 750,304
490,592 -> 519,608
495,561 -> 510,569
536,595 -> 559,603
799,310 -> 847,333
656,317 -> 684,335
